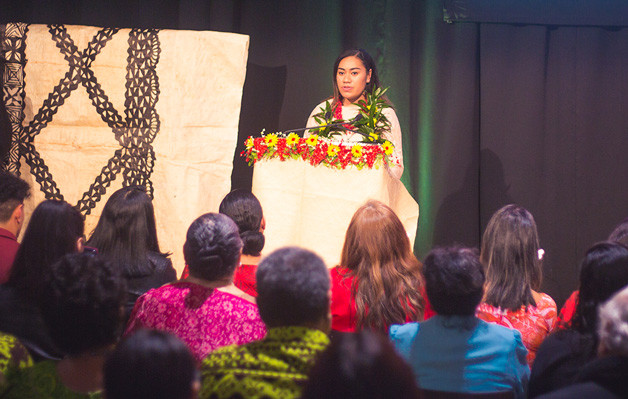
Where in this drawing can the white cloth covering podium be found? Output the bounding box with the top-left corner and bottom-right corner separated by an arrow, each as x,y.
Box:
252,158 -> 419,268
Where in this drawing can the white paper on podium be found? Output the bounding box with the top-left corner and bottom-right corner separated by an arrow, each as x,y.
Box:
252,159 -> 419,267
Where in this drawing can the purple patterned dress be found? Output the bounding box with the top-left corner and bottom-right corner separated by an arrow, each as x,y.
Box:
124,281 -> 266,361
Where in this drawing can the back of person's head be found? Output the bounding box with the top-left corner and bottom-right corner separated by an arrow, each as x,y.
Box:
608,217 -> 628,247
8,200 -> 84,301
105,329 -> 198,399
340,200 -> 423,330
40,253 -> 126,356
481,204 -> 542,311
183,213 -> 242,282
88,186 -> 163,276
571,242 -> 628,334
424,247 -> 485,316
301,330 -> 419,399
0,171 -> 30,223
256,247 -> 329,329
219,189 -> 264,256
598,285 -> 628,357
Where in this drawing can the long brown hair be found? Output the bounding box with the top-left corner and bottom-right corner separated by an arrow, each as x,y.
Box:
480,204 -> 542,311
340,200 -> 424,330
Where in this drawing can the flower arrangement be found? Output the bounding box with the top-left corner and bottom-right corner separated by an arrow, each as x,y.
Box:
309,86 -> 392,144
241,86 -> 398,170
242,131 -> 396,170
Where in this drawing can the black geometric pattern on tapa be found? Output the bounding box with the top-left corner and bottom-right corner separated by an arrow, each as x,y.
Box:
0,23 -> 160,216
1,22 -> 28,175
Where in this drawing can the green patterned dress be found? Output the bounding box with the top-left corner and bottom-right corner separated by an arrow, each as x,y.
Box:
200,326 -> 329,399
0,333 -> 32,394
1,359 -> 101,399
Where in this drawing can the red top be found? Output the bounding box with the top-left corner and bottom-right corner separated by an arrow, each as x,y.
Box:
0,228 -> 19,284
476,293 -> 558,365
181,264 -> 189,279
233,264 -> 258,297
330,266 -> 435,332
555,290 -> 579,329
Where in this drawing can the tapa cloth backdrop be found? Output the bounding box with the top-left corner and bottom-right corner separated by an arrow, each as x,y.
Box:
1,23 -> 249,273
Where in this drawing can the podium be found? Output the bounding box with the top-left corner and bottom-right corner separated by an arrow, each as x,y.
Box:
252,159 -> 419,268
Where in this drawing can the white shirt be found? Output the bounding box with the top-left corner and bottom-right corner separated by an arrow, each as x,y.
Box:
306,101 -> 404,179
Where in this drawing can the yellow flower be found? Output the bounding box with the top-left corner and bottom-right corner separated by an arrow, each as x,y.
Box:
305,134 -> 319,146
286,133 -> 300,146
382,140 -> 394,155
245,137 -> 254,149
369,132 -> 379,142
351,144 -> 363,158
327,144 -> 340,157
264,134 -> 278,147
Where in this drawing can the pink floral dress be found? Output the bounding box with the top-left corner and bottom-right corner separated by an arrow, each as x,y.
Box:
124,281 -> 266,362
476,293 -> 557,365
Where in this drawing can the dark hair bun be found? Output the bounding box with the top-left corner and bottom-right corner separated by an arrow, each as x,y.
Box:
219,189 -> 265,256
240,230 -> 265,257
183,213 -> 242,282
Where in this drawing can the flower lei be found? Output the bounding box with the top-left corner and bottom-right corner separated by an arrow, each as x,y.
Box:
333,101 -> 356,131
309,86 -> 392,145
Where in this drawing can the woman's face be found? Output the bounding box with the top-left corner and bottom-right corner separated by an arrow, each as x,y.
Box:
336,56 -> 372,106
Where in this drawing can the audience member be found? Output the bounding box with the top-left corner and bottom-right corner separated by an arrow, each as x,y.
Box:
0,200 -> 84,360
0,333 -> 32,392
529,242 -> 628,397
125,213 -> 265,361
218,189 -> 266,296
476,204 -> 557,364
200,247 -> 330,399
536,286 -> 628,399
87,186 -> 176,322
390,247 -> 529,398
608,217 -> 628,246
553,290 -> 578,330
555,217 -> 628,328
301,330 -> 420,399
0,171 -> 30,283
105,329 -> 199,399
331,200 -> 429,333
2,253 -> 126,398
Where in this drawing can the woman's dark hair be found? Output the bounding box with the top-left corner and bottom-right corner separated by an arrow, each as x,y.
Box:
570,242 -> 628,335
88,186 -> 167,276
331,48 -> 389,107
424,247 -> 485,316
219,189 -> 264,256
301,330 -> 420,399
40,253 -> 126,356
8,200 -> 84,303
105,329 -> 197,399
480,204 -> 542,311
608,217 -> 628,247
341,200 -> 424,331
183,213 -> 242,282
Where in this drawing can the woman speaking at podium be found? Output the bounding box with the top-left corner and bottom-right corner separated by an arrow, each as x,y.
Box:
306,48 -> 404,179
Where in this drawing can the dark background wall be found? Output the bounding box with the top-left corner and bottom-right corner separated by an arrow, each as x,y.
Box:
3,0 -> 628,307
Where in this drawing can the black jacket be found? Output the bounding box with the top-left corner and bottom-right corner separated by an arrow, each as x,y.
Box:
123,251 -> 177,323
536,355 -> 628,399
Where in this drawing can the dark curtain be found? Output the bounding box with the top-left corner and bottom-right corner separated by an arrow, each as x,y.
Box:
3,0 -> 628,306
